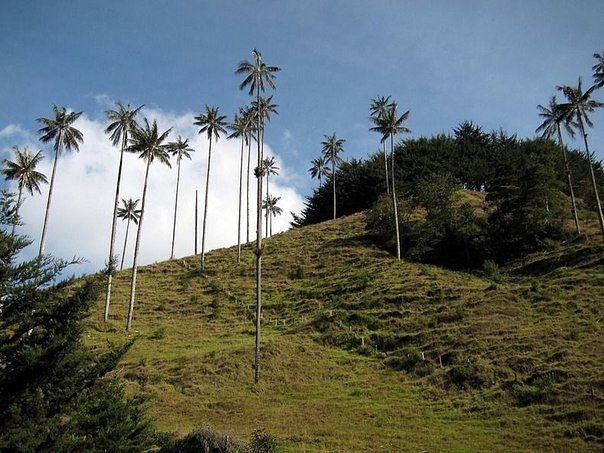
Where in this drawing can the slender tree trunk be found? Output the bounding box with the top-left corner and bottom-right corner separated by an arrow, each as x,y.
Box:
194,189 -> 198,255
246,139 -> 251,243
390,133 -> 401,259
237,137 -> 244,262
577,114 -> 604,237
170,157 -> 182,259
254,88 -> 263,384
332,159 -> 336,219
265,173 -> 269,238
104,134 -> 127,322
201,136 -> 213,271
270,212 -> 273,236
120,218 -> 131,270
557,125 -> 581,235
11,186 -> 23,236
39,140 -> 61,258
383,141 -> 390,194
127,159 -> 151,331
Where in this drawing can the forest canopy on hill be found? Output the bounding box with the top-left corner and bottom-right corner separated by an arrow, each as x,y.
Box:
293,122 -> 604,267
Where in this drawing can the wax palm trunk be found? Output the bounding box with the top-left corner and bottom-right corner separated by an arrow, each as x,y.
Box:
556,125 -> 581,235
201,137 -> 213,271
39,139 -> 61,258
246,139 -> 251,243
127,159 -> 151,331
383,142 -> 390,194
237,136 -> 244,262
265,172 -> 270,238
577,115 -> 604,237
332,160 -> 336,219
254,88 -> 264,384
11,187 -> 23,236
104,134 -> 127,321
120,217 -> 131,270
390,134 -> 401,259
170,157 -> 182,259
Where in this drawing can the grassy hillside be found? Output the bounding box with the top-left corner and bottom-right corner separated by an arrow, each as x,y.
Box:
87,213 -> 603,451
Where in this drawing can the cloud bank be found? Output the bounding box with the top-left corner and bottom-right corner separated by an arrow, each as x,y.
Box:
1,104 -> 304,275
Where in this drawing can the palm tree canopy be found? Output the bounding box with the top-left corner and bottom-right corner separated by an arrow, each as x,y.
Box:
194,105 -> 228,142
227,110 -> 252,143
105,102 -> 144,147
370,103 -> 411,143
168,136 -> 194,162
235,48 -> 281,95
251,95 -> 279,125
2,146 -> 48,195
536,96 -> 575,139
263,195 -> 283,216
37,105 -> 84,152
126,118 -> 172,167
593,51 -> 604,89
263,156 -> 279,176
321,133 -> 345,166
308,156 -> 329,180
557,77 -> 604,128
369,95 -> 392,119
117,198 -> 142,224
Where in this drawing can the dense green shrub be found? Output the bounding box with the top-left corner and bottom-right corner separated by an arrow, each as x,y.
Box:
294,122 -> 603,229
366,175 -> 487,268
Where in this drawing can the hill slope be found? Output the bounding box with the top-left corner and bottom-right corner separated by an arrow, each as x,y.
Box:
87,213 -> 603,451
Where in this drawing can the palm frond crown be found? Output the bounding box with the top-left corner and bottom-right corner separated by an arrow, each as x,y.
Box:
126,118 -> 172,167
1,146 -> 48,195
36,105 -> 84,152
194,105 -> 228,142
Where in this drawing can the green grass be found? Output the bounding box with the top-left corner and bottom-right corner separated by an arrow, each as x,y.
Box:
87,213 -> 603,451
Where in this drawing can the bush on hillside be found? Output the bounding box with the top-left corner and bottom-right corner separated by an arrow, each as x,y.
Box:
293,122 -> 603,230
366,175 -> 488,268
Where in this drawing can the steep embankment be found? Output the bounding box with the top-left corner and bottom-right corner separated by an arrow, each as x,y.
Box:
87,213 -> 603,451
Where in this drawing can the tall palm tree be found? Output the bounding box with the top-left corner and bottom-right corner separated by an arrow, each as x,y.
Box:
168,137 -> 194,260
194,105 -> 227,271
236,48 -> 280,384
1,146 -> 47,235
36,105 -> 83,258
371,102 -> 411,259
536,96 -> 581,234
263,194 -> 282,237
103,102 -> 143,322
228,110 -> 250,262
308,156 -> 329,187
321,133 -> 345,220
558,78 -> 604,237
263,156 -> 279,237
125,119 -> 171,331
593,51 -> 604,89
370,95 -> 392,194
117,198 -> 141,270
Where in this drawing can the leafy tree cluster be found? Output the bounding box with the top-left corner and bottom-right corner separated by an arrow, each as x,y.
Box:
0,192 -> 154,451
366,143 -> 569,266
294,121 -> 603,229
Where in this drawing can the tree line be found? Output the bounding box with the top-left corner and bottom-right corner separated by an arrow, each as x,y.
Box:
301,51 -> 604,266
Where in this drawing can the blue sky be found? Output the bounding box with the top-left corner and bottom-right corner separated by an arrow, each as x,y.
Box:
0,0 -> 603,272
2,0 -> 603,171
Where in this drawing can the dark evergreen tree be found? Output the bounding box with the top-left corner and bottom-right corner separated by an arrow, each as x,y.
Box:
0,191 -> 154,451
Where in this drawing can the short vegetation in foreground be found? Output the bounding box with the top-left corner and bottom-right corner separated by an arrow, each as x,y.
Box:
87,206 -> 603,450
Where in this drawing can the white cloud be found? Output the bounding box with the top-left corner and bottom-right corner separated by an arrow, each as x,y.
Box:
0,124 -> 32,140
9,106 -> 304,275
